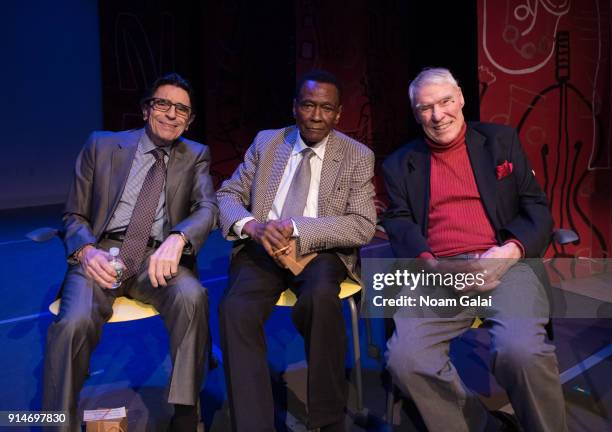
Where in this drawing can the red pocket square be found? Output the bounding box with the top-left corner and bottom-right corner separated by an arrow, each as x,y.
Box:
496,160 -> 513,180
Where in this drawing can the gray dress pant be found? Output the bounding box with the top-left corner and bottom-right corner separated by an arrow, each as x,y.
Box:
386,263 -> 567,432
42,239 -> 208,432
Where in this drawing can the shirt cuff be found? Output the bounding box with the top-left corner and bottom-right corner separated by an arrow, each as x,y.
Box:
69,243 -> 95,265
503,239 -> 525,258
291,218 -> 299,237
233,217 -> 256,239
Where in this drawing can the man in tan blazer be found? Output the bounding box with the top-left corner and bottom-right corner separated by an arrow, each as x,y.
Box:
217,70 -> 376,432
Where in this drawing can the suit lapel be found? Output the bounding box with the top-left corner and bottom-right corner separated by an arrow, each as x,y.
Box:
165,139 -> 186,221
318,130 -> 344,215
260,127 -> 295,220
405,140 -> 430,232
465,127 -> 498,227
107,131 -> 139,222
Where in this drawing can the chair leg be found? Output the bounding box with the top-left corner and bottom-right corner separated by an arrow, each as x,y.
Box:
386,385 -> 395,427
385,380 -> 402,429
364,316 -> 381,360
347,297 -> 368,423
197,397 -> 204,432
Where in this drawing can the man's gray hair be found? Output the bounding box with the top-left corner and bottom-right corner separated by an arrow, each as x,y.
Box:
408,68 -> 459,107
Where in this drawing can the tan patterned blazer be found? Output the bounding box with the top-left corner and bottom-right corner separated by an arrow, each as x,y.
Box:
217,126 -> 377,280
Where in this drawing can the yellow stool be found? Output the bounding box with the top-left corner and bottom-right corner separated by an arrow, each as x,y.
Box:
49,296 -> 159,322
28,227 -> 161,324
275,279 -> 367,419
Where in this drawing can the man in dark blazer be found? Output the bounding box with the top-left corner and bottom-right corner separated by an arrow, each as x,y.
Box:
217,70 -> 376,432
43,73 -> 218,432
382,68 -> 566,432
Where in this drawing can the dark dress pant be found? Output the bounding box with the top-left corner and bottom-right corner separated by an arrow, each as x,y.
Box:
219,242 -> 348,432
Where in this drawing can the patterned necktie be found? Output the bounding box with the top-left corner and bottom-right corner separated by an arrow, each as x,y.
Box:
280,148 -> 315,218
120,148 -> 167,278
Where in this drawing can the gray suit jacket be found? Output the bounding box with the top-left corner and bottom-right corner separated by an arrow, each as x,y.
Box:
216,126 -> 377,280
63,128 -> 218,262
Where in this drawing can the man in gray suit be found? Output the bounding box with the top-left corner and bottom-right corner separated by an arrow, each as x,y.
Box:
217,70 -> 376,432
43,73 -> 218,432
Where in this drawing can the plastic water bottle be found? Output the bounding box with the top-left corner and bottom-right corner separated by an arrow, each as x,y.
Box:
108,247 -> 124,289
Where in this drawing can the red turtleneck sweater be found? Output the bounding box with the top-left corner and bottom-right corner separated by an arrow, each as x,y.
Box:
425,123 -> 498,257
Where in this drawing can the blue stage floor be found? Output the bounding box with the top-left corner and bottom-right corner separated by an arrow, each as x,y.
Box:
0,205 -> 610,431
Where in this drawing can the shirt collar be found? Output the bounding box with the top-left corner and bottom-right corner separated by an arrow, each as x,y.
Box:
293,132 -> 328,160
139,130 -> 172,156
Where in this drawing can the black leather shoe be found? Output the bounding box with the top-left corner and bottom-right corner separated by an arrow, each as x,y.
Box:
168,404 -> 198,432
491,410 -> 522,432
316,420 -> 346,432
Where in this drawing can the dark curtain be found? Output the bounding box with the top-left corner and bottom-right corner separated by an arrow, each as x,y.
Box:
98,0 -> 479,195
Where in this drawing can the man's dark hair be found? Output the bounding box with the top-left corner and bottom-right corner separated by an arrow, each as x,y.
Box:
295,70 -> 342,102
143,72 -> 195,110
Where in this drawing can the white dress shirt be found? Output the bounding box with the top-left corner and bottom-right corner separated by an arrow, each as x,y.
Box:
233,133 -> 328,238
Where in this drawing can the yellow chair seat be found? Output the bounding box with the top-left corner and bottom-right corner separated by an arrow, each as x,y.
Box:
275,279 -> 361,306
49,296 -> 159,323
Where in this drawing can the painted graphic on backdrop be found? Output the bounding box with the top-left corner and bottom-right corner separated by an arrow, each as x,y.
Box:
479,0 -> 611,259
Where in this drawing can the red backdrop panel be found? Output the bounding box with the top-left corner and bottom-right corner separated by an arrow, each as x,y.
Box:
478,0 -> 612,258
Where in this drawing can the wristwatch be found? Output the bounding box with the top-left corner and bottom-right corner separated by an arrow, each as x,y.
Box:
170,231 -> 191,249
